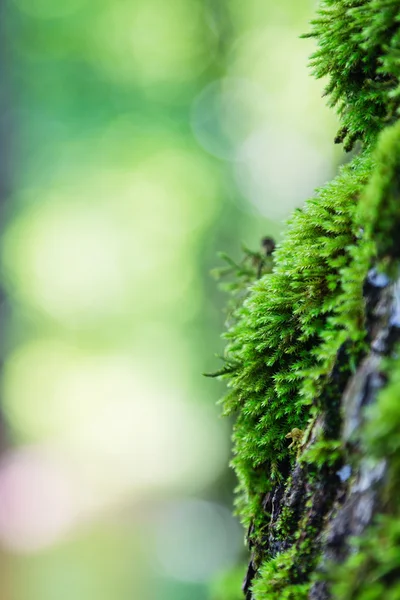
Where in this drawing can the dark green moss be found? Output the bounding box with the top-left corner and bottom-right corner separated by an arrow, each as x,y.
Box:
275,491 -> 298,541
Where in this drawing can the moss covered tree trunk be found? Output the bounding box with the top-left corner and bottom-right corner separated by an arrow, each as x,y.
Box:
242,269 -> 400,600
213,1 -> 400,598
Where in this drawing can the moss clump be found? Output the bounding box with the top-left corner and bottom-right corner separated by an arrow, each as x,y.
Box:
275,497 -> 298,542
359,119 -> 400,261
221,154 -> 371,543
251,547 -> 311,600
305,0 -> 400,151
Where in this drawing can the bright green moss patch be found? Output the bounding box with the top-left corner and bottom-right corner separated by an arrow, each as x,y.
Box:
221,154 -> 372,538
251,547 -> 311,600
237,116 -> 400,596
359,119 -> 400,262
305,0 -> 400,151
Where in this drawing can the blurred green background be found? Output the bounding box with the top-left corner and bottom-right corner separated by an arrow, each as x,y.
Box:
0,0 -> 342,598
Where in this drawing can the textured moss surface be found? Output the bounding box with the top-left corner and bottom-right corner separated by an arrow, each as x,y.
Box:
212,1 -> 400,598
222,155 -> 371,537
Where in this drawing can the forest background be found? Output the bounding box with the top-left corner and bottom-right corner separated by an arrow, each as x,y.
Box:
0,1 -> 344,598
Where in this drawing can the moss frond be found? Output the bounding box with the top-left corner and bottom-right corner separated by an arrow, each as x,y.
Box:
305,0 -> 400,150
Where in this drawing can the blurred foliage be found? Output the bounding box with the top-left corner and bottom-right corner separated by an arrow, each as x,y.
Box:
210,565 -> 245,600
0,0 -> 339,598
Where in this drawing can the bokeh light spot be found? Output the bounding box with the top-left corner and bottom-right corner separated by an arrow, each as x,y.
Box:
3,342 -> 229,501
235,126 -> 333,218
0,447 -> 79,552
191,78 -> 269,161
90,0 -> 211,83
3,200 -> 128,325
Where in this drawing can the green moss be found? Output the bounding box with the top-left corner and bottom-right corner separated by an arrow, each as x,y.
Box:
213,1 -> 400,597
251,547 -> 311,600
359,119 -> 400,262
363,350 -> 400,498
300,439 -> 343,469
249,117 -> 400,596
251,532 -> 322,599
305,0 -> 400,151
221,154 -> 371,539
275,501 -> 297,541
